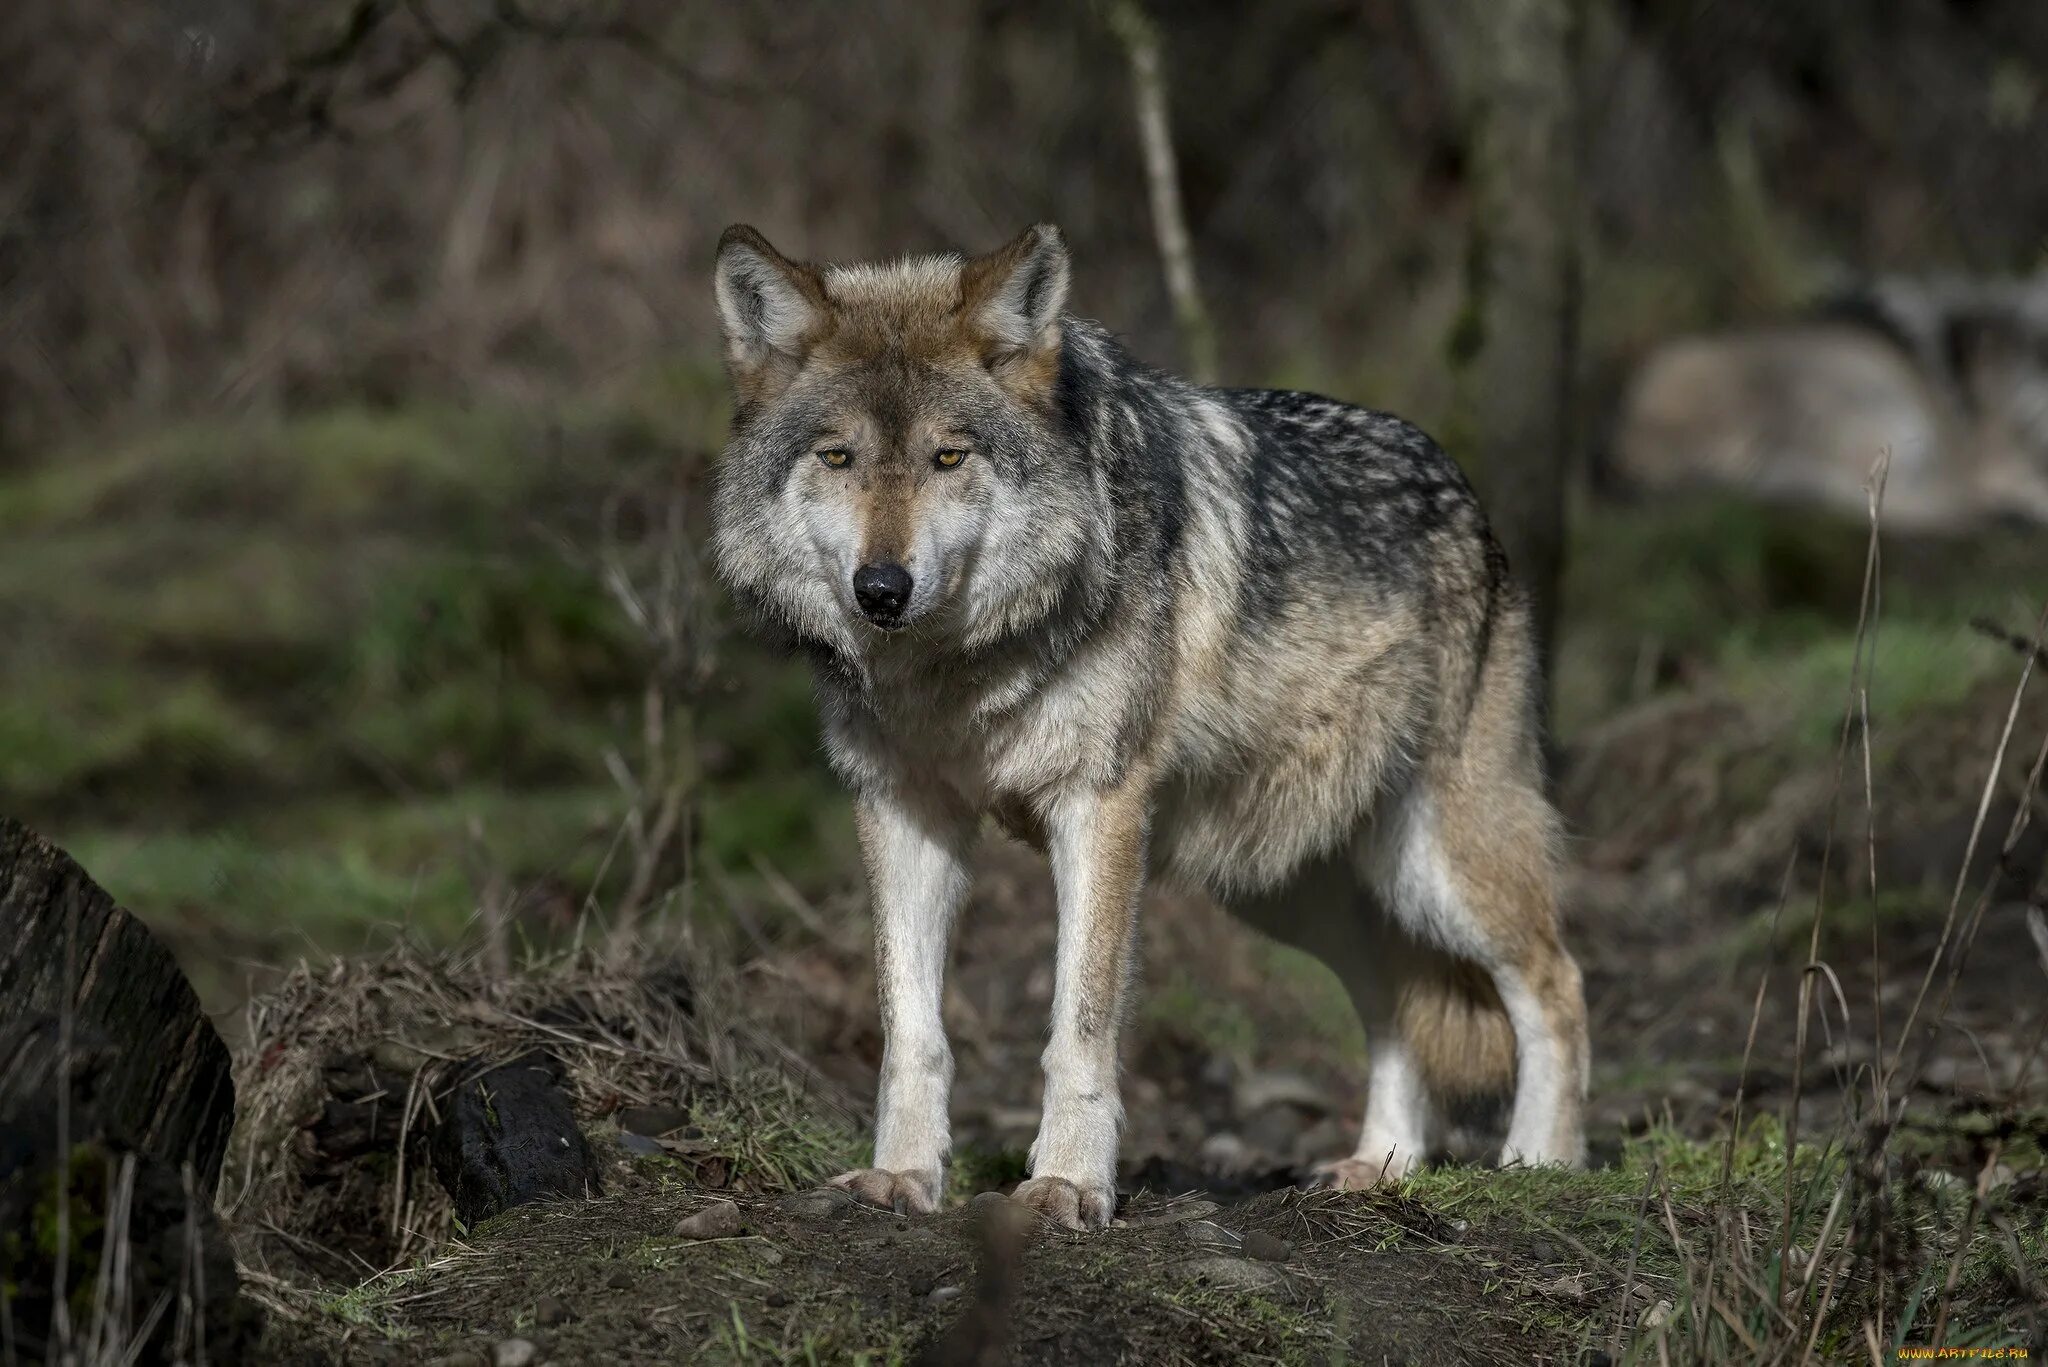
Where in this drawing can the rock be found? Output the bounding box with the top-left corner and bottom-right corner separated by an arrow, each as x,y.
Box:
0,822 -> 259,1365
1178,1255 -> 1289,1293
1641,1298 -> 1675,1331
927,1284 -> 965,1307
493,1338 -> 539,1367
425,1353 -> 490,1367
1529,1237 -> 1558,1263
1197,1132 -> 1252,1172
1920,1055 -> 1961,1090
675,1197 -> 743,1239
765,1289 -> 791,1308
429,1052 -> 601,1226
1240,1230 -> 1294,1263
605,1266 -> 637,1291
756,1243 -> 785,1266
779,1186 -> 858,1219
618,1105 -> 693,1136
1538,1273 -> 1590,1300
1243,1104 -> 1313,1160
534,1294 -> 574,1327
1183,1219 -> 1243,1251
618,1131 -> 665,1157
0,819 -> 236,1186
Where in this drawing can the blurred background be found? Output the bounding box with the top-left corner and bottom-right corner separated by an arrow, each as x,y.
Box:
3,0 -> 2045,1171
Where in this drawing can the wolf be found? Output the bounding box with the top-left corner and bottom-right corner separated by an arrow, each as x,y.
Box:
710,223 -> 1589,1229
1611,276 -> 2048,530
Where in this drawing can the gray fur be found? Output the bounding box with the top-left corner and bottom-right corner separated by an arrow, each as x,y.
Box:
711,226 -> 1587,1224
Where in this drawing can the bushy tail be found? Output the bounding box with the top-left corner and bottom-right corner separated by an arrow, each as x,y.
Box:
1396,953 -> 1517,1100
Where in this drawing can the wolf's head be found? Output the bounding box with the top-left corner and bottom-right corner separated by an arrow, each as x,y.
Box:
710,224 -> 1106,657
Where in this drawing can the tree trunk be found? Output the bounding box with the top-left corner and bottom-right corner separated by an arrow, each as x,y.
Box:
1432,0 -> 1583,700
0,816 -> 236,1190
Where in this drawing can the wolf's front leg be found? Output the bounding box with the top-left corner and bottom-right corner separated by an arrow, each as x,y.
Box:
830,790 -> 977,1215
1016,780 -> 1148,1230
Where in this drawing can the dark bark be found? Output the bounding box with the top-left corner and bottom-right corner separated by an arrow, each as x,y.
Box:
1431,0 -> 1584,699
429,1052 -> 601,1227
0,821 -> 255,1360
0,816 -> 236,1192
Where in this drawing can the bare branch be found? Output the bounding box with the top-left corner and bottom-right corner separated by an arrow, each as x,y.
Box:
1107,2 -> 1217,385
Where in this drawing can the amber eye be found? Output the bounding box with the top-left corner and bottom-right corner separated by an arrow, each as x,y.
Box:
817,448 -> 852,469
933,449 -> 969,470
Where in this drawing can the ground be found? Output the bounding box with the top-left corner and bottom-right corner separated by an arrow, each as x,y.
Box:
3,390 -> 2046,1362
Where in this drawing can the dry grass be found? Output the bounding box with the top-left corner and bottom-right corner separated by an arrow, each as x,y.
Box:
220,935 -> 861,1302
1621,463 -> 2048,1364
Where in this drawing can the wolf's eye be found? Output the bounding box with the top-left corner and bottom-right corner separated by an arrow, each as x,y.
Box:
933,449 -> 969,470
817,448 -> 852,469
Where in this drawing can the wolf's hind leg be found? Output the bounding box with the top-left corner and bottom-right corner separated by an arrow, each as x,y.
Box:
1232,857 -> 1435,1188
1371,779 -> 1588,1169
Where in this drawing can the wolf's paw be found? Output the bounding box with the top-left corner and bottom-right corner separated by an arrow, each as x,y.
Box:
828,1167 -> 941,1215
1012,1175 -> 1115,1231
1305,1152 -> 1417,1192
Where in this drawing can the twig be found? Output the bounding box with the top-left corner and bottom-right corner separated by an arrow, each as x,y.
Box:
1106,1 -> 1218,384
1971,614 -> 2048,670
1882,595 -> 2048,1094
1780,451 -> 1889,1324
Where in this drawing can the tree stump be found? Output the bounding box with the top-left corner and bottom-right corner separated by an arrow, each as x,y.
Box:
0,817 -> 235,1189
0,820 -> 256,1361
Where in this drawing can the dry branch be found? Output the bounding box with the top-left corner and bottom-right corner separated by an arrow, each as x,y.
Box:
1107,2 -> 1217,385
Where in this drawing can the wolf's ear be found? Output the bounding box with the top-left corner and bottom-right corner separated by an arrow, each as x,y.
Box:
715,226 -> 828,390
960,224 -> 1070,368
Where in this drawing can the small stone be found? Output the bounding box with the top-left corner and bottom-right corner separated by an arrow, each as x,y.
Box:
926,1284 -> 964,1307
493,1339 -> 539,1367
1240,1230 -> 1293,1263
424,1354 -> 488,1367
1178,1255 -> 1288,1293
968,1190 -> 1013,1211
755,1243 -> 785,1266
1920,1055 -> 1961,1090
533,1295 -> 573,1327
1529,1238 -> 1557,1263
605,1267 -> 636,1291
765,1289 -> 791,1309
779,1186 -> 857,1219
1183,1219 -> 1243,1251
1197,1132 -> 1251,1173
1641,1298 -> 1674,1331
675,1198 -> 743,1240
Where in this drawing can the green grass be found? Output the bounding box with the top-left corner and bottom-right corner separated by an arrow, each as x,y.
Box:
1554,491 -> 2048,741
0,385 -> 857,987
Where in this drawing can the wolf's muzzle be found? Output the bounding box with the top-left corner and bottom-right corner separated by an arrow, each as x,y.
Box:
852,561 -> 913,626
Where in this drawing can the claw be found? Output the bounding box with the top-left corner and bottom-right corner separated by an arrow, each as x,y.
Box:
1012,1175 -> 1115,1231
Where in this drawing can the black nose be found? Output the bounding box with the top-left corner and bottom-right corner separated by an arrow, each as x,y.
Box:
852,562 -> 913,622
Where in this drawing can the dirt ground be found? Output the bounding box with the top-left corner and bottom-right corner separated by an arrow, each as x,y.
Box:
236,667 -> 2048,1365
